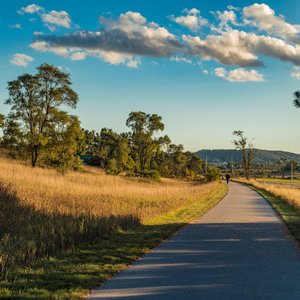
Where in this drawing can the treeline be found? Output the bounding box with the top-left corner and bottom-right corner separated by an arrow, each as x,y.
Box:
0,63 -> 219,180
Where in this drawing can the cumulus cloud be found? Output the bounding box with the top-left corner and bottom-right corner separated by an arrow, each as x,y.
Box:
33,11 -> 183,66
29,5 -> 300,72
183,29 -> 300,67
10,53 -> 34,67
243,3 -> 299,41
214,67 -> 264,82
170,8 -> 208,32
42,10 -> 71,30
211,10 -> 239,32
18,4 -> 43,14
30,41 -> 140,68
30,41 -> 69,57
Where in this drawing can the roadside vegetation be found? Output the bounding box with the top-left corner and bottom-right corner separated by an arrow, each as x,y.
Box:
256,177 -> 300,185
0,157 -> 227,298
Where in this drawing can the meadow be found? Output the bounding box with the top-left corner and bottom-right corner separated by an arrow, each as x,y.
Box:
0,156 -> 227,294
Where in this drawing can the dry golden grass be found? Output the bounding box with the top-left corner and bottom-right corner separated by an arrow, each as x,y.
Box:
0,157 -> 224,279
0,158 -> 219,221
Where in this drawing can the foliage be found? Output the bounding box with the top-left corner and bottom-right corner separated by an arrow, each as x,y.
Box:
83,112 -> 210,180
205,166 -> 220,182
4,63 -> 78,168
293,90 -> 300,108
126,111 -> 167,172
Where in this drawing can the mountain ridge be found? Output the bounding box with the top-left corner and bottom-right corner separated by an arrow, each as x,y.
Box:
196,149 -> 300,165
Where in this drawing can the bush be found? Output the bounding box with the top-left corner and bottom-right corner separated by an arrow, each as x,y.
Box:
141,170 -> 161,181
106,159 -> 119,175
205,166 -> 220,182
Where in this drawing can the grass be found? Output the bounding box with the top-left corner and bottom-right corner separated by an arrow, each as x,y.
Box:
236,178 -> 300,244
0,157 -> 228,298
256,177 -> 300,185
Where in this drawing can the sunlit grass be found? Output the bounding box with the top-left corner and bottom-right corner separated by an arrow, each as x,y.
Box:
256,177 -> 300,185
0,156 -> 227,292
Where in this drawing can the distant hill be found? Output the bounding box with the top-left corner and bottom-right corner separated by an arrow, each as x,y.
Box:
196,149 -> 300,165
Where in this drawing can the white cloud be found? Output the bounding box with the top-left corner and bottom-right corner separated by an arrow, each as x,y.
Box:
9,24 -> 22,29
70,52 -> 87,61
211,10 -> 239,32
202,69 -> 209,75
183,8 -> 200,15
170,56 -> 192,64
10,53 -> 34,67
291,67 -> 300,79
227,5 -> 239,12
171,8 -> 208,32
42,10 -> 71,30
30,41 -> 69,57
214,67 -> 264,82
243,3 -> 299,41
18,4 -> 42,14
90,50 -> 141,68
183,29 -> 300,67
33,11 -> 183,68
30,41 -> 141,68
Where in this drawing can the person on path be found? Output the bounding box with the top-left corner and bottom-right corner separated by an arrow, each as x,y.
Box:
226,174 -> 230,184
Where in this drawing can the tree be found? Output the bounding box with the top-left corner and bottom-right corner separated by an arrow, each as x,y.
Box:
5,63 -> 78,167
126,111 -> 165,173
232,130 -> 254,180
44,115 -> 85,173
293,91 -> 300,108
276,158 -> 287,178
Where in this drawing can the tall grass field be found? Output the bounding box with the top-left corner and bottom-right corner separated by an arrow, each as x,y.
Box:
0,157 -> 226,289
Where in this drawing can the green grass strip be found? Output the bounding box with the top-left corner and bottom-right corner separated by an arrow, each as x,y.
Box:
0,183 -> 227,299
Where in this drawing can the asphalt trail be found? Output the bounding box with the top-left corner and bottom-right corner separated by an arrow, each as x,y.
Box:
86,182 -> 300,300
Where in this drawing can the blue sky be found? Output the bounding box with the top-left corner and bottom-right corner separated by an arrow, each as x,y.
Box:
1,0 -> 300,153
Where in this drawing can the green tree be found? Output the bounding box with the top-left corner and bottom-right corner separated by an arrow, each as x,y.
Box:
205,166 -> 220,182
232,130 -> 254,180
96,128 -> 134,174
293,91 -> 300,108
5,63 -> 78,167
45,115 -> 85,173
126,111 -> 165,173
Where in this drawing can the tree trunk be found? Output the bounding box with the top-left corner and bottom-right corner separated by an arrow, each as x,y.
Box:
31,145 -> 39,167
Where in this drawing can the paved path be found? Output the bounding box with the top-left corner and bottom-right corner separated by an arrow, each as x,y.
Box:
86,182 -> 300,300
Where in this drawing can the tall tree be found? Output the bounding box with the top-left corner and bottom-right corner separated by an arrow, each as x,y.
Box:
5,63 -> 78,167
232,130 -> 254,180
126,111 -> 165,172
